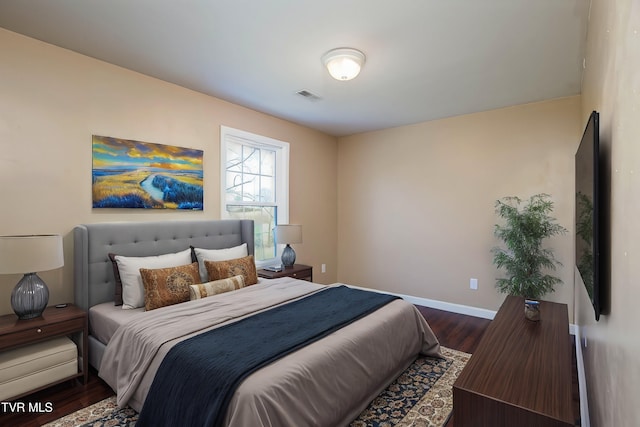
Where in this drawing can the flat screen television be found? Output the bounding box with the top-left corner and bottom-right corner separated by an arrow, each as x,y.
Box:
575,110 -> 601,320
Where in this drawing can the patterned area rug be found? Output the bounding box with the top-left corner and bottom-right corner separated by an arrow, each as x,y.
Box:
44,347 -> 469,427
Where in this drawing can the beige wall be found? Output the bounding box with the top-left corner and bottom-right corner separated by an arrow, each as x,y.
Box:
578,0 -> 640,425
0,29 -> 338,315
337,96 -> 581,316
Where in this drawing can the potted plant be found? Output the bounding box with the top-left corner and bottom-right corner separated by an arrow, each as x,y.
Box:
491,194 -> 567,316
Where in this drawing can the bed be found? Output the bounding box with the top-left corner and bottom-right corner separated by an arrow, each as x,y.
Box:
73,219 -> 441,426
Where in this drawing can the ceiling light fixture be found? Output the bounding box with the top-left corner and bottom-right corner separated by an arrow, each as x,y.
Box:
322,48 -> 366,81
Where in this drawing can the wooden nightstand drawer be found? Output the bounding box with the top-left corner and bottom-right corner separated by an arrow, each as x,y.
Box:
0,317 -> 85,350
288,267 -> 312,281
258,264 -> 313,282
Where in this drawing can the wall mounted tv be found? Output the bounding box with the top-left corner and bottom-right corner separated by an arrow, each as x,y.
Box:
575,110 -> 602,320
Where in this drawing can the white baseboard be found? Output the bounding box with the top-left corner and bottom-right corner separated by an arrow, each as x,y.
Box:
340,283 -> 497,320
573,325 -> 591,427
336,282 -> 577,334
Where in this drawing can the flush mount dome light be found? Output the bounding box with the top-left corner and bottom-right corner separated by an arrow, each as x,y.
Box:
322,48 -> 366,81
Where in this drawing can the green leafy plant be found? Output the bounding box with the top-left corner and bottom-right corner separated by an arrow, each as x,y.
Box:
492,193 -> 568,299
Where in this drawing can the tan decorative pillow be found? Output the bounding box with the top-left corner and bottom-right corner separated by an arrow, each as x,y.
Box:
204,255 -> 258,286
189,275 -> 246,300
191,244 -> 248,282
139,262 -> 201,311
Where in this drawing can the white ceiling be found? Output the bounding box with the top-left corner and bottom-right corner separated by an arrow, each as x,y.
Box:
0,0 -> 590,137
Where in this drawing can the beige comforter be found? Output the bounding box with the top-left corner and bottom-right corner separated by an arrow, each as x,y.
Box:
99,279 -> 441,426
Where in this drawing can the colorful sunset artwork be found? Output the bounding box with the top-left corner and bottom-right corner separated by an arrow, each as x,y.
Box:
92,135 -> 204,210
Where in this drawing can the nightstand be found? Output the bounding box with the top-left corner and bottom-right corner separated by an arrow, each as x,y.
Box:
258,264 -> 313,282
0,304 -> 88,397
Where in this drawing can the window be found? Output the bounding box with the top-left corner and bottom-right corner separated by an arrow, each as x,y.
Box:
220,126 -> 289,265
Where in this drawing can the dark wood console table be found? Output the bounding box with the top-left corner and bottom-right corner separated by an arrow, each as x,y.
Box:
453,295 -> 573,427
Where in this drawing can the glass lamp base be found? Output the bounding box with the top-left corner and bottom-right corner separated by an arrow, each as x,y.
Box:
11,272 -> 49,320
281,244 -> 296,267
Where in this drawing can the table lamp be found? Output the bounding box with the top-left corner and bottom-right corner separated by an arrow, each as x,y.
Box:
0,234 -> 64,320
274,225 -> 302,268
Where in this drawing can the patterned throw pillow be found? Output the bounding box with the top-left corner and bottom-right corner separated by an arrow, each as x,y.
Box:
189,275 -> 246,300
109,249 -> 193,309
204,255 -> 258,286
191,243 -> 248,282
139,262 -> 201,311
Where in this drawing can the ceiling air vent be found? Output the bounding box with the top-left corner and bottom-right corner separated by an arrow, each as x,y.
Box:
296,90 -> 321,101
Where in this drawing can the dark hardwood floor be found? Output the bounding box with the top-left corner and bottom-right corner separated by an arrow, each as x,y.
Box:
0,306 -> 579,427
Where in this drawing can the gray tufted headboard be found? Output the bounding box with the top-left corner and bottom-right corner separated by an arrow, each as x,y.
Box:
73,219 -> 254,311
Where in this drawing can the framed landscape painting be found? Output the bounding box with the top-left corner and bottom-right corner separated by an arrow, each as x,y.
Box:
92,135 -> 204,210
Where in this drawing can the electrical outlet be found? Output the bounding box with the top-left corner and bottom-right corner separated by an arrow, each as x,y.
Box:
470,278 -> 478,290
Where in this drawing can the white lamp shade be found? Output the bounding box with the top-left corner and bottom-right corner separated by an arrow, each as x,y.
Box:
322,48 -> 366,81
274,225 -> 302,245
0,234 -> 64,274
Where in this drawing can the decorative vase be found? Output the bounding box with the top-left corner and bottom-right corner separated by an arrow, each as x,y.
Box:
11,272 -> 50,320
281,244 -> 296,267
524,299 -> 540,322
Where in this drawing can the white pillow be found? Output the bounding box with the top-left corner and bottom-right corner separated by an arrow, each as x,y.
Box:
193,243 -> 248,282
115,249 -> 193,309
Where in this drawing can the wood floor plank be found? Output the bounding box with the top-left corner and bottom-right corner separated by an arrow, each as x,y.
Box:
0,305 -> 579,427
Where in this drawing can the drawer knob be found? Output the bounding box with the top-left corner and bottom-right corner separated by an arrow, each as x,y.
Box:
37,329 -> 42,333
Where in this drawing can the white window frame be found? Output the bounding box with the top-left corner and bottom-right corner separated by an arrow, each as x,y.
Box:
220,126 -> 289,267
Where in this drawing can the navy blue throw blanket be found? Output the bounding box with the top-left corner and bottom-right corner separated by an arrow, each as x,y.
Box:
137,286 -> 398,427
